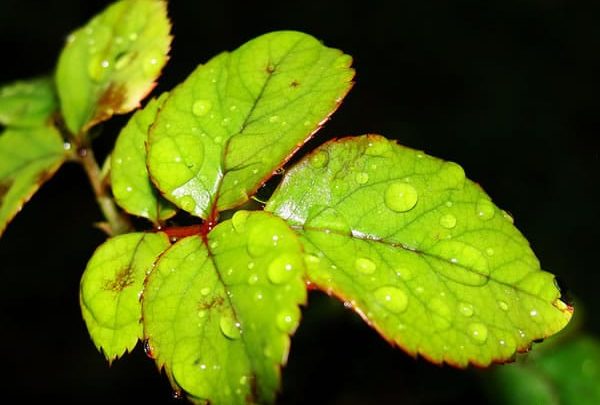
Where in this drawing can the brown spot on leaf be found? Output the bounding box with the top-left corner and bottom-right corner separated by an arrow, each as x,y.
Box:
265,64 -> 275,74
86,83 -> 128,132
0,180 -> 12,204
104,266 -> 135,292
290,80 -> 300,88
198,295 -> 224,311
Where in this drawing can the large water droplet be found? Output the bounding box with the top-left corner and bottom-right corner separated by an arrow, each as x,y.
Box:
476,199 -> 495,220
219,316 -> 241,339
428,240 -> 490,286
438,161 -> 466,190
458,302 -> 474,317
309,150 -> 329,169
355,172 -> 369,184
232,210 -> 249,233
439,213 -> 457,229
192,99 -> 212,117
374,286 -> 408,313
355,257 -> 377,274
247,226 -> 275,257
468,322 -> 488,344
365,140 -> 391,157
88,55 -> 110,82
384,182 -> 418,213
267,253 -> 299,284
276,308 -> 300,333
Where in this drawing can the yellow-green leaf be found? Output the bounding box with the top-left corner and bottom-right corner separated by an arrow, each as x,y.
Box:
0,77 -> 57,127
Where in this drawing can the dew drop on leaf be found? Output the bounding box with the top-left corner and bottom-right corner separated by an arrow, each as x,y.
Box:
374,286 -> 408,313
498,301 -> 509,311
309,150 -> 329,169
437,161 -> 466,190
384,182 -> 418,213
267,254 -> 297,284
458,302 -> 474,317
395,267 -> 413,280
180,195 -> 197,212
476,199 -> 495,220
219,316 -> 241,340
192,99 -> 212,117
276,309 -> 299,333
248,273 -> 259,285
355,257 -> 377,274
355,172 -> 369,184
439,213 -> 457,229
468,322 -> 488,344
231,210 -> 249,233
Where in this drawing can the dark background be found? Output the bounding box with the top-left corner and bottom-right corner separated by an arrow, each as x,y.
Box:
0,0 -> 598,403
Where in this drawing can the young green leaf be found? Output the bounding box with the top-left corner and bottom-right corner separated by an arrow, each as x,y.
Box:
266,134 -> 572,367
0,77 -> 57,127
111,93 -> 176,224
80,232 -> 170,361
490,335 -> 600,405
147,31 -> 354,218
143,211 -> 306,404
55,0 -> 171,135
0,126 -> 66,236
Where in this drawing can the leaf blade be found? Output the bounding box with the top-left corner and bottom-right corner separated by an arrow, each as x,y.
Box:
80,232 -> 171,361
142,211 -> 306,404
55,0 -> 171,135
266,134 -> 572,366
0,76 -> 57,127
147,31 -> 354,218
0,126 -> 65,236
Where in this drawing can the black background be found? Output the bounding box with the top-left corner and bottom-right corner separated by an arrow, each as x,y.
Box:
0,0 -> 598,403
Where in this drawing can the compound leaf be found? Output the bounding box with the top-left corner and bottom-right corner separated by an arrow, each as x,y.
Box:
266,134 -> 572,366
0,77 -> 57,127
0,126 -> 66,236
80,232 -> 170,361
143,211 -> 306,404
147,31 -> 354,218
111,93 -> 176,223
56,0 -> 171,135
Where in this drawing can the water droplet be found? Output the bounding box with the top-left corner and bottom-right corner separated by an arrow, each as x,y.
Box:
355,172 -> 369,184
248,274 -> 259,285
200,287 -> 211,296
232,210 -> 249,233
269,115 -> 279,123
530,309 -> 538,317
180,195 -> 196,212
476,199 -> 495,220
428,240 -> 490,286
303,120 -> 311,126
498,301 -> 509,311
438,161 -> 466,190
395,267 -> 413,280
87,56 -> 110,82
129,32 -> 138,41
143,52 -> 162,76
485,247 -> 495,256
384,182 -> 418,213
254,291 -> 264,301
63,142 -> 72,151
365,140 -> 391,157
192,99 -> 212,117
247,262 -> 255,269
219,316 -> 241,339
354,257 -> 377,274
458,302 -> 474,317
309,150 -> 329,169
247,226 -> 278,257
267,253 -> 298,284
439,213 -> 457,229
197,310 -> 207,318
374,286 -> 408,313
276,308 -> 299,333
445,200 -> 453,207
501,210 -> 514,223
468,322 -> 488,344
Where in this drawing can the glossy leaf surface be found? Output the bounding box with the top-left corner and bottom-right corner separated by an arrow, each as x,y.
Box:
80,232 -> 170,361
0,126 -> 65,236
147,31 -> 354,218
112,94 -> 176,223
56,0 -> 171,135
0,77 -> 57,127
267,134 -> 572,366
143,211 -> 306,404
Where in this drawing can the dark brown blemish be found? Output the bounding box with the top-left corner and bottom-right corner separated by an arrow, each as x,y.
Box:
290,80 -> 300,88
104,265 -> 134,292
198,295 -> 224,311
265,64 -> 275,74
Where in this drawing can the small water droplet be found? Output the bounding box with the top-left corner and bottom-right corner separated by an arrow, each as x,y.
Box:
530,309 -> 538,317
232,210 -> 249,233
459,302 -> 474,317
269,115 -> 279,123
63,142 -> 72,151
88,56 -> 110,82
468,322 -> 488,344
498,301 -> 509,311
355,172 -> 369,184
229,105 -> 237,111
180,195 -> 196,212
354,257 -> 377,274
303,120 -> 311,126
247,262 -> 255,270
439,213 -> 457,229
219,316 -> 241,339
197,310 -> 207,318
143,52 -> 162,76
192,99 -> 212,117
476,199 -> 495,220
395,267 -> 413,280
438,161 -> 466,189
501,210 -> 514,223
267,254 -> 298,284
309,150 -> 329,169
384,182 -> 418,212
254,291 -> 264,301
374,286 -> 408,313
248,274 -> 259,285
200,287 -> 211,296
365,140 -> 391,157
276,308 -> 299,333
129,32 -> 138,41
485,247 -> 495,256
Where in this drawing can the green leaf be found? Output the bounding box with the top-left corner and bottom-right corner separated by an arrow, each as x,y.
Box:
490,335 -> 600,405
0,77 -> 57,127
111,93 -> 176,223
56,0 -> 171,135
143,211 -> 306,404
266,134 -> 572,366
80,232 -> 170,361
147,31 -> 354,218
0,126 -> 65,236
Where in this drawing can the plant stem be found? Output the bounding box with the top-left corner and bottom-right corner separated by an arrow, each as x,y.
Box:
77,144 -> 132,236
